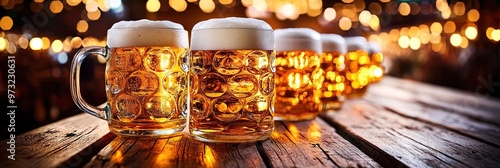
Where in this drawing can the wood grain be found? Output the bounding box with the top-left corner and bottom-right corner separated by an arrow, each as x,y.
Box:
0,113 -> 113,168
378,77 -> 500,126
322,99 -> 500,167
84,134 -> 267,168
364,93 -> 500,147
259,119 -> 381,168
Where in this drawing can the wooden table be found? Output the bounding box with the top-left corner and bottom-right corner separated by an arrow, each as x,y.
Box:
2,77 -> 500,168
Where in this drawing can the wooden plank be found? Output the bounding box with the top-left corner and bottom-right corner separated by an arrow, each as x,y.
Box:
0,113 -> 113,168
322,99 -> 500,167
364,93 -> 500,147
259,119 -> 381,168
370,79 -> 500,127
84,135 -> 267,168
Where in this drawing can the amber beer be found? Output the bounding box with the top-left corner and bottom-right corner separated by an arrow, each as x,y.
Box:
71,20 -> 189,136
319,34 -> 347,111
274,28 -> 322,121
189,17 -> 275,142
344,36 -> 371,98
368,42 -> 384,83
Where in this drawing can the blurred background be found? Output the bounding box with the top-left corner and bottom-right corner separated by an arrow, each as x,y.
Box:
1,0 -> 499,139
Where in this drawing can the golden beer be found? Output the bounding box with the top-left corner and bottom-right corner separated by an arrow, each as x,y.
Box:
344,37 -> 371,98
319,34 -> 347,111
70,20 -> 189,137
274,28 -> 322,121
106,46 -> 188,135
274,51 -> 321,120
368,42 -> 384,83
189,17 -> 275,142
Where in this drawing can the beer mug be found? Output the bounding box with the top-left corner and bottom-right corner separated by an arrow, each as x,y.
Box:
189,17 -> 275,142
344,36 -> 370,98
70,20 -> 189,136
320,34 -> 347,111
368,42 -> 384,83
274,28 -> 322,121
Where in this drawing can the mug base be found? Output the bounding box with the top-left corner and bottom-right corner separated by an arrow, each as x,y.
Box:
273,113 -> 318,121
189,130 -> 271,143
109,120 -> 186,137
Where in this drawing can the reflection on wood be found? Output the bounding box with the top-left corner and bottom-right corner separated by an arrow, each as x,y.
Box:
259,119 -> 381,168
84,136 -> 266,168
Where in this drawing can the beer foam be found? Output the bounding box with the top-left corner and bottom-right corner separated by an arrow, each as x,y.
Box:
345,36 -> 369,52
191,17 -> 274,50
321,34 -> 347,54
368,42 -> 382,54
274,28 -> 322,54
107,19 -> 188,48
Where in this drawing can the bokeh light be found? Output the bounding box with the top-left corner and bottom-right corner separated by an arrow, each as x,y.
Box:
398,36 -> 410,49
492,29 -> 500,42
77,20 -> 89,33
0,16 -> 14,30
41,37 -> 51,50
18,36 -> 29,49
323,8 -> 336,22
467,9 -> 480,22
465,26 -> 478,40
398,2 -> 410,16
453,2 -> 466,16
443,21 -> 456,34
359,10 -> 371,26
170,0 -> 188,12
49,0 -> 64,14
30,37 -> 43,50
430,22 -> 442,34
51,40 -> 63,53
409,37 -> 421,50
339,17 -> 352,31
200,0 -> 215,13
146,0 -> 161,12
450,33 -> 462,47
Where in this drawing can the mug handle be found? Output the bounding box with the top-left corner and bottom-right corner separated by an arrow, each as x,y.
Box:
70,46 -> 109,120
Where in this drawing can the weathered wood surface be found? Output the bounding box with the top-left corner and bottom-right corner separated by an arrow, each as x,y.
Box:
2,77 -> 500,168
379,77 -> 500,127
83,119 -> 379,168
0,113 -> 113,168
259,119 -> 380,168
322,99 -> 500,167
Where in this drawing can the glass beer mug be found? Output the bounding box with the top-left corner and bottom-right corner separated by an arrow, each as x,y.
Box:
319,34 -> 347,111
70,20 -> 189,136
189,17 -> 275,142
344,36 -> 371,98
274,28 -> 322,121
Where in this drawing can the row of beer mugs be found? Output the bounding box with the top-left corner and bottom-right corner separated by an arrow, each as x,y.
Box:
70,17 -> 383,143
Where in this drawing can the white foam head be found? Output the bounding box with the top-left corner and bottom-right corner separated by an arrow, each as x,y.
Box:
190,17 -> 274,50
321,34 -> 347,54
368,42 -> 382,55
345,36 -> 369,52
107,19 -> 188,48
274,28 -> 322,54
